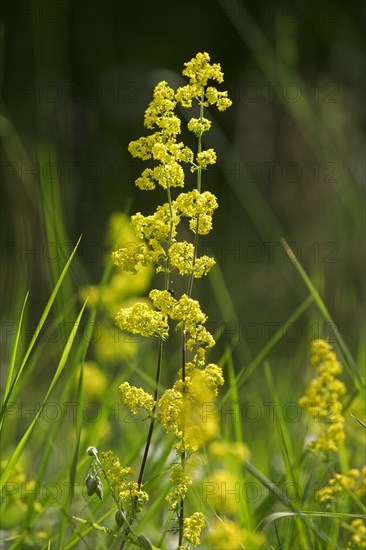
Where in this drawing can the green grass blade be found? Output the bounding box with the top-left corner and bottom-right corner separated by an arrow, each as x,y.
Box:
62,507 -> 115,549
3,291 -> 29,400
245,462 -> 333,545
350,412 -> 366,429
264,363 -> 309,548
0,236 -> 81,425
258,510 -> 366,531
0,298 -> 87,488
281,239 -> 363,389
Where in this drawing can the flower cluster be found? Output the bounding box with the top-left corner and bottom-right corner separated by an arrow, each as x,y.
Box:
115,302 -> 168,339
317,466 -> 366,503
346,519 -> 366,549
110,52 -> 231,548
119,481 -> 149,510
99,450 -> 134,495
176,52 -> 232,112
119,382 -> 155,415
99,451 -> 149,512
166,464 -> 192,510
158,362 -> 224,453
298,339 -> 346,453
183,512 -> 205,546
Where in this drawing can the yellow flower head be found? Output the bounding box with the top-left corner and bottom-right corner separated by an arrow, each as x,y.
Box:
166,464 -> 192,510
183,512 -> 205,546
99,450 -> 134,494
119,382 -> 155,414
346,518 -> 366,549
299,339 -> 346,454
115,302 -> 168,339
182,52 -> 223,86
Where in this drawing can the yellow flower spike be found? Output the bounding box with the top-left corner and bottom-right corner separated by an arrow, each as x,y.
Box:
347,519 -> 366,549
108,53 -> 232,547
317,467 -> 365,503
166,464 -> 193,510
299,339 -> 346,454
143,81 -> 177,130
183,512 -> 205,546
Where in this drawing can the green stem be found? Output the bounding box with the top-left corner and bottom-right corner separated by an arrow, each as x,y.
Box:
137,180 -> 174,487
120,183 -> 174,550
179,87 -> 206,548
137,337 -> 163,487
187,87 -> 205,298
178,330 -> 187,548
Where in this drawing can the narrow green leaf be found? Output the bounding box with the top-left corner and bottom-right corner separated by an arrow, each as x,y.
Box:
258,510 -> 366,531
0,298 -> 87,488
281,239 -> 363,389
3,291 -> 29,400
0,237 -> 81,425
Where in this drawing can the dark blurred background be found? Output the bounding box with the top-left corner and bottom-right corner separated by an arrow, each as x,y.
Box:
1,0 -> 365,375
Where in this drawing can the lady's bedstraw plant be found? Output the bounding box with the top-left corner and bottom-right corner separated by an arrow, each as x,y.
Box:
86,53 -> 231,549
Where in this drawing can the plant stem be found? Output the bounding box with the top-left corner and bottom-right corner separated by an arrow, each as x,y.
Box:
178,87 -> 206,548
120,183 -> 175,550
137,336 -> 163,487
187,87 -> 205,298
178,329 -> 187,547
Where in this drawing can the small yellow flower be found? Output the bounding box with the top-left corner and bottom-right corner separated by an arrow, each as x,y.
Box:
182,52 -> 223,86
99,450 -> 134,494
166,464 -> 192,510
175,190 -> 218,235
143,81 -> 177,130
317,467 -> 365,503
168,242 -> 216,277
119,481 -> 149,510
299,339 -> 346,453
346,518 -> 366,549
112,242 -> 155,272
115,302 -> 169,339
183,512 -> 205,546
196,149 -> 217,169
187,117 -> 212,136
206,86 -> 232,111
119,382 -> 155,414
